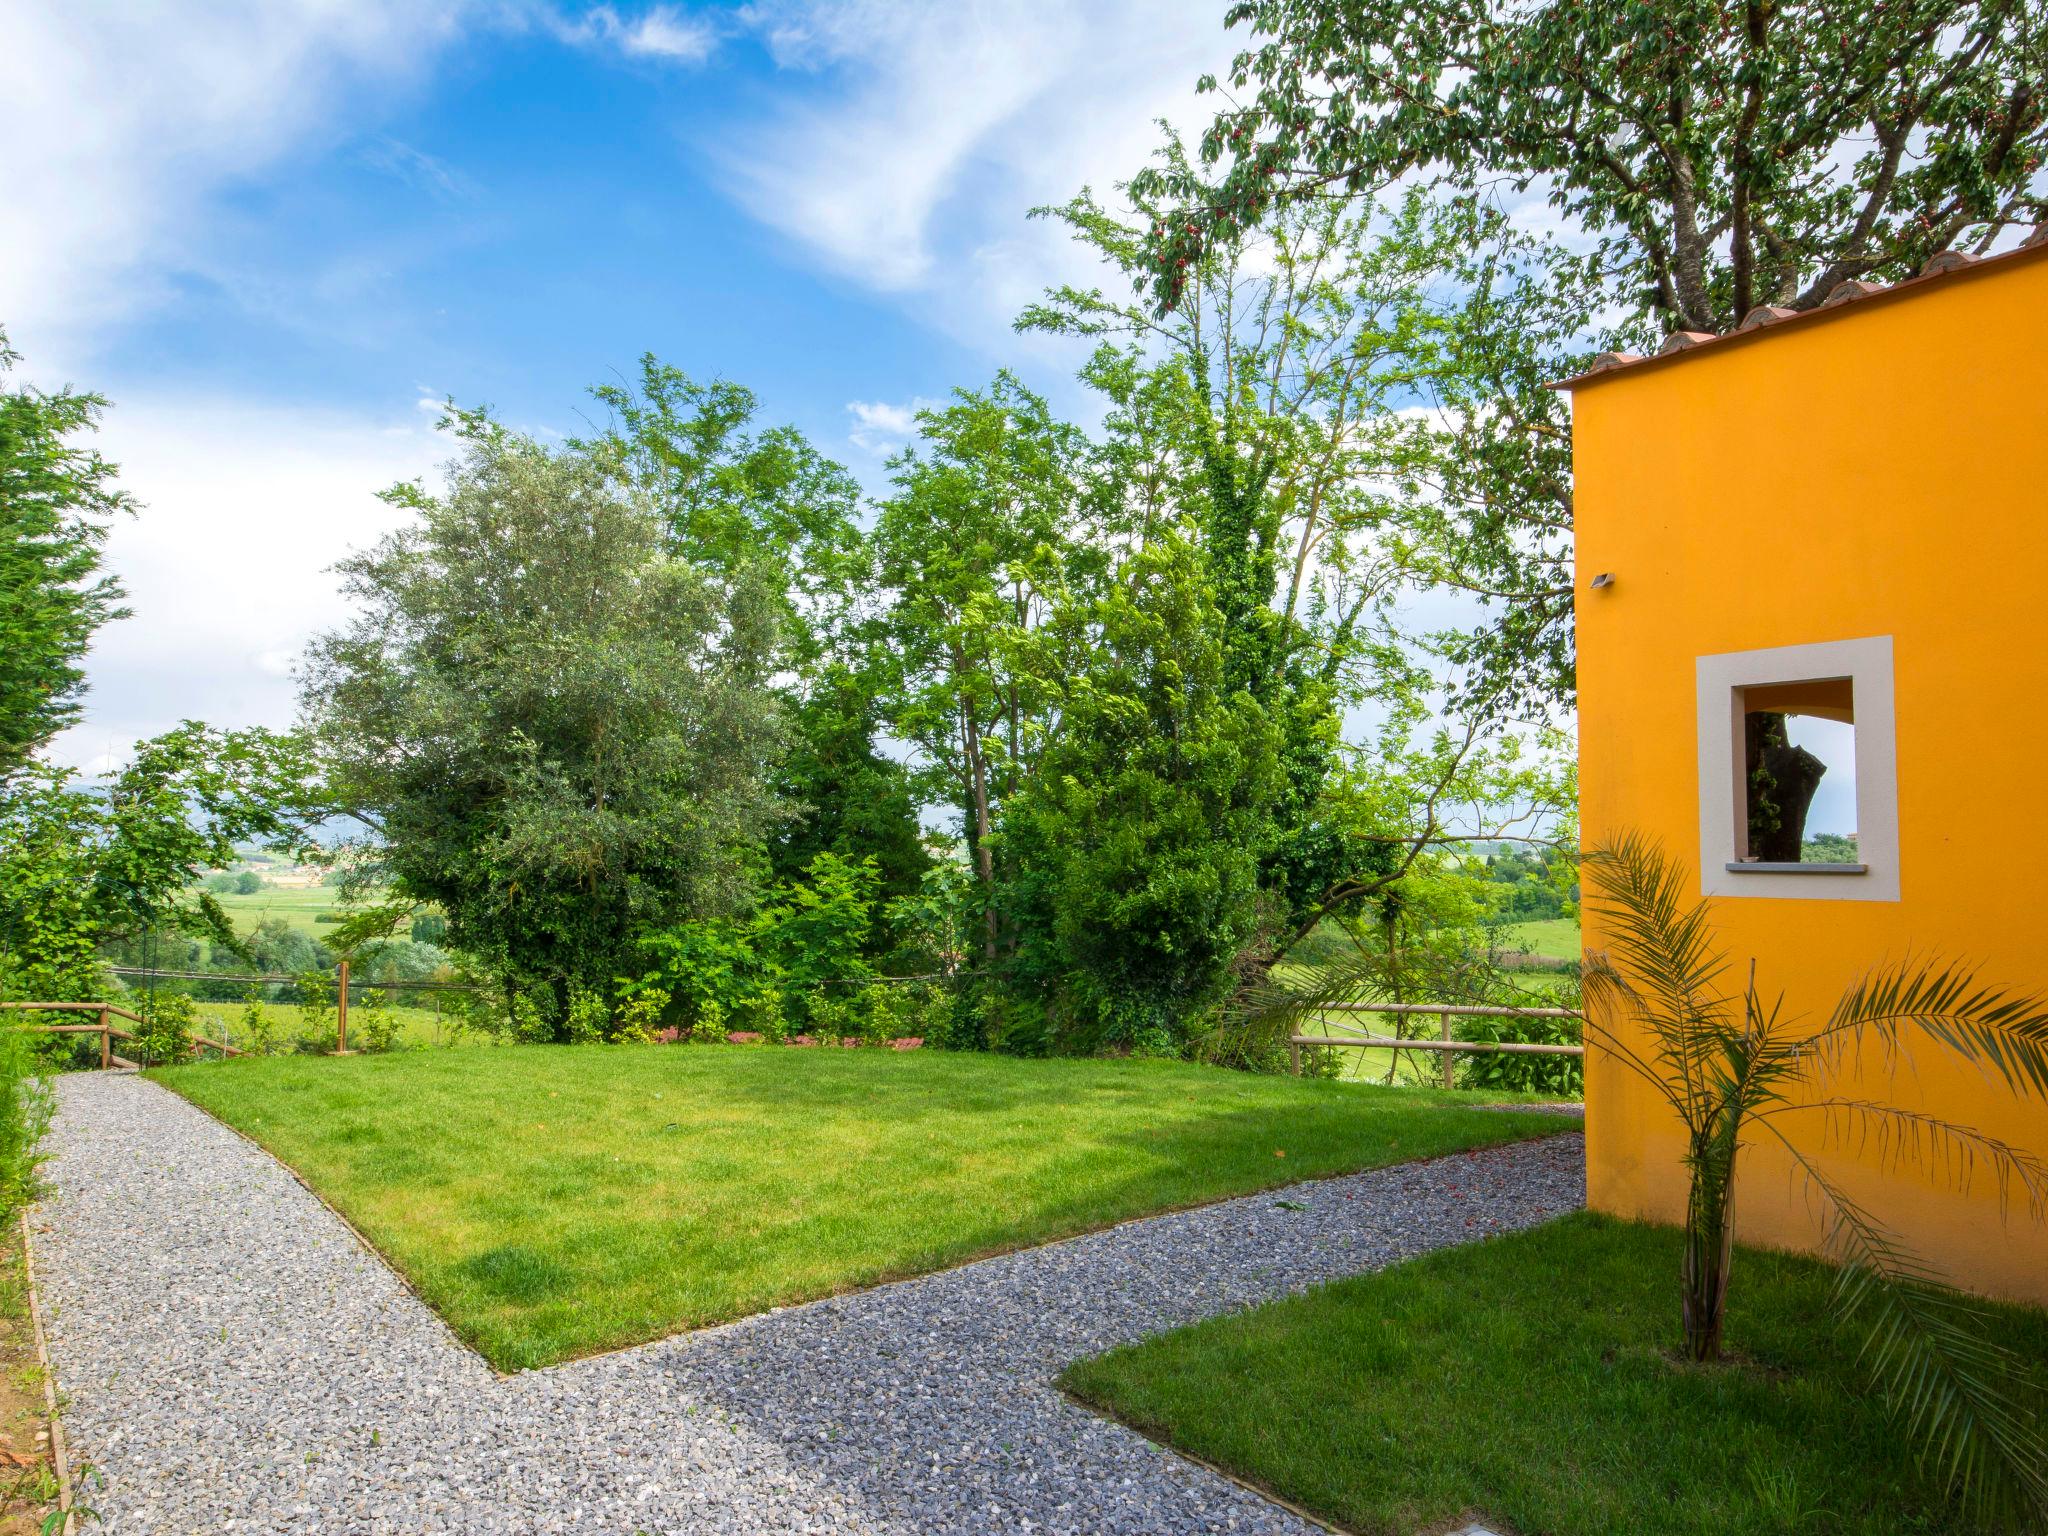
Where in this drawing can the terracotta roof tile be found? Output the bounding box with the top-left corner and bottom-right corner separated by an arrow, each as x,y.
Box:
1552,233 -> 2048,391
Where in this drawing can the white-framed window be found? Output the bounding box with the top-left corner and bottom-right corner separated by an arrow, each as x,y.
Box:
1695,636 -> 1899,901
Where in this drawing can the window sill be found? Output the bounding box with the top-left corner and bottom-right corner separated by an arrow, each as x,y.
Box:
1723,861 -> 1869,875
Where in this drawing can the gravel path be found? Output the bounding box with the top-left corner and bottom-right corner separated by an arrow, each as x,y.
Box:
35,1072 -> 1583,1535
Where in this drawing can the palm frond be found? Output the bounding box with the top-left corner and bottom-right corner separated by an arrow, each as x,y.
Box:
1582,832 -> 1737,1126
1765,1097 -> 2048,1224
1814,957 -> 2048,1101
1219,943 -> 1404,1069
1762,1119 -> 2048,1520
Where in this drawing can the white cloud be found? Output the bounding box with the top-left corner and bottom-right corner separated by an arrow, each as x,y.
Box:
549,4 -> 721,63
845,396 -> 939,453
720,0 -> 1238,342
0,2 -> 476,374
43,393 -> 448,773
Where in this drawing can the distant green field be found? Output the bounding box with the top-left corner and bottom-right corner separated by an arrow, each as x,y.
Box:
1498,918 -> 1581,960
200,885 -> 347,940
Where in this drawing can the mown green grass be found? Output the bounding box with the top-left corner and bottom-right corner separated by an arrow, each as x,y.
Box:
153,1047 -> 1572,1370
1061,1212 -> 2048,1536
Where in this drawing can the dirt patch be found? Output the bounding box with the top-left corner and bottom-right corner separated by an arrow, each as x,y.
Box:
0,1227 -> 64,1534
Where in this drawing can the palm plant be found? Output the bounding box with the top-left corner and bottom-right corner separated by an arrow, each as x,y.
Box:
1581,832 -> 2048,1522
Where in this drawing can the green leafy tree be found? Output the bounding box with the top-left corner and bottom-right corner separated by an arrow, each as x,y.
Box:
1005,533 -> 1283,1054
868,375 -> 1094,959
0,725 -> 325,1000
1131,4 -> 2047,708
1141,0 -> 2046,331
0,328 -> 134,780
767,667 -> 930,950
578,356 -> 867,673
303,418 -> 787,1028
1026,167 -> 1573,959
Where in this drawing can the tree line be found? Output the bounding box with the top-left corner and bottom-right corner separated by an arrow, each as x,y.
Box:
4,0 -> 2039,1066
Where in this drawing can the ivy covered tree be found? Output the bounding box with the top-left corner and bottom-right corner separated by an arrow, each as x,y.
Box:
1004,533 -> 1283,1054
0,328 -> 133,781
302,417 -> 788,1029
867,375 -> 1096,960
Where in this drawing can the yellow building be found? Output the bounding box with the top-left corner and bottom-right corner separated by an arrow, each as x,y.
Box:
1565,233 -> 2048,1305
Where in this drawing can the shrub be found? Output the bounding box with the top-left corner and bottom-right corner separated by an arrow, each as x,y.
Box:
0,1025 -> 52,1220
611,986 -> 669,1044
508,989 -> 555,1045
350,989 -> 399,1053
295,968 -> 334,1046
1457,995 -> 1584,1096
134,990 -> 196,1066
238,988 -> 278,1054
564,984 -> 608,1045
688,999 -> 730,1045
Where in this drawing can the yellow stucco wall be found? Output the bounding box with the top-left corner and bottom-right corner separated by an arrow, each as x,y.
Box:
1571,245 -> 2048,1305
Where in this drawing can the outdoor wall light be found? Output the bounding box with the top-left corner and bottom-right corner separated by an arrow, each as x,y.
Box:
1589,572 -> 1616,589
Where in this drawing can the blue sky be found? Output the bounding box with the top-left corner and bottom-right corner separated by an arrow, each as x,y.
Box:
5,2 -> 1235,769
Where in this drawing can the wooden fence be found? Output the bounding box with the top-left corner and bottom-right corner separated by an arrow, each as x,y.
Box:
1289,1001 -> 1583,1087
1,1001 -> 242,1068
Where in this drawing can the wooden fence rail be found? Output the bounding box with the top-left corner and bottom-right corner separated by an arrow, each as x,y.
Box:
0,1001 -> 241,1068
1289,1001 -> 1583,1086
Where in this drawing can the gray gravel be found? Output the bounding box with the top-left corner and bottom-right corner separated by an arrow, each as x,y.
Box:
34,1071 -> 1583,1535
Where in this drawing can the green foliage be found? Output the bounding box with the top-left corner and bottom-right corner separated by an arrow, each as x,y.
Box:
0,328 -> 134,782
1583,833 -> 2048,1521
767,669 -> 930,947
1007,534 -> 1282,1054
134,989 -> 196,1067
0,726 -> 323,1000
350,989 -> 400,1053
294,968 -> 335,1051
409,911 -> 448,946
578,356 -> 865,673
238,988 -> 277,1054
1129,5 -> 2046,708
563,983 -> 608,1046
0,1023 -> 53,1221
636,852 -> 884,1039
1144,0 -> 2046,332
1804,832 -> 1861,864
303,418 -> 787,1027
609,986 -> 670,1045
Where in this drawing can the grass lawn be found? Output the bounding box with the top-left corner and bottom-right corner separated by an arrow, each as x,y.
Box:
1061,1212 -> 2048,1536
153,1047 -> 1573,1371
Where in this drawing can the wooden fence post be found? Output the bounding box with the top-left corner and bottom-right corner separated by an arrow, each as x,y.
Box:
97,1006 -> 109,1071
336,960 -> 349,1055
1289,1038 -> 1301,1076
1440,1010 -> 1455,1089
